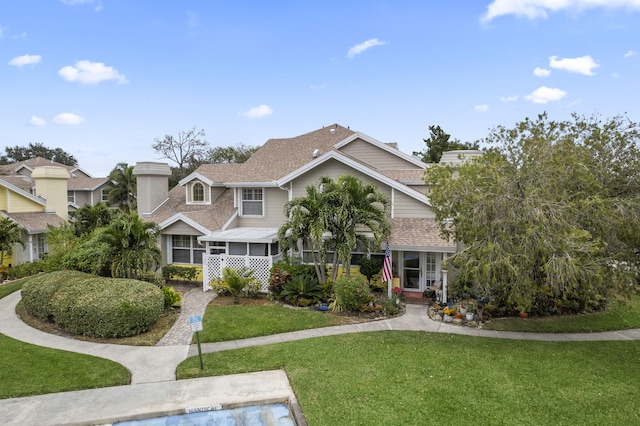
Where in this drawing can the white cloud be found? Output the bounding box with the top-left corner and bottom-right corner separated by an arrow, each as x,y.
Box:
500,95 -> 519,102
12,31 -> 27,40
0,25 -> 5,39
58,60 -> 127,84
8,54 -> 42,67
533,67 -> 551,77
474,104 -> 489,113
29,116 -> 46,127
346,38 -> 387,59
549,55 -> 599,75
53,113 -> 85,125
525,86 -> 567,104
481,0 -> 640,23
240,104 -> 273,119
60,0 -> 102,11
625,50 -> 638,58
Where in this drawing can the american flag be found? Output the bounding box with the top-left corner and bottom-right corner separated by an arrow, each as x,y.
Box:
382,241 -> 392,282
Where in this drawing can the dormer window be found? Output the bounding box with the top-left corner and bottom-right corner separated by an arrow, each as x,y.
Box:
187,181 -> 210,204
193,182 -> 204,202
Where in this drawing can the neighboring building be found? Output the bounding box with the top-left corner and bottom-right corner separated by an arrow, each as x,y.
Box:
0,166 -> 69,265
135,124 -> 475,296
0,157 -> 114,215
0,158 -> 113,265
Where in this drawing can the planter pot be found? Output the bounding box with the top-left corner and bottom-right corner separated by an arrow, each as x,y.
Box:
519,312 -> 529,318
465,312 -> 474,321
459,307 -> 467,316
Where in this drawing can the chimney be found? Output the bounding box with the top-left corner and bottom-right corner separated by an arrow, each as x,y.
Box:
133,162 -> 172,216
31,166 -> 71,221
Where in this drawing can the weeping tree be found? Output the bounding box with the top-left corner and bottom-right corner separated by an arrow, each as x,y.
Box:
425,112 -> 640,314
279,175 -> 390,284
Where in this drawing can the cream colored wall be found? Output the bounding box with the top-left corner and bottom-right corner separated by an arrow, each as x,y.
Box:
32,167 -> 70,221
338,138 -> 422,169
237,187 -> 289,227
407,184 -> 430,195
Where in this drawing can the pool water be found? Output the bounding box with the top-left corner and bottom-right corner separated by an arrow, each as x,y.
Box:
114,403 -> 295,425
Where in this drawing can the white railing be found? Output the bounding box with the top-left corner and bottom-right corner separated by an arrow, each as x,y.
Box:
203,254 -> 281,292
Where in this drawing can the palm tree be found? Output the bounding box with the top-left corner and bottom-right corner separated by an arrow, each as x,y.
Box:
0,217 -> 24,265
323,175 -> 390,280
221,266 -> 256,303
108,163 -> 137,213
279,184 -> 328,284
97,212 -> 161,279
278,174 -> 390,283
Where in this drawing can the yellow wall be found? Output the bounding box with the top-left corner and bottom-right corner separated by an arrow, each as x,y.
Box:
0,187 -> 45,213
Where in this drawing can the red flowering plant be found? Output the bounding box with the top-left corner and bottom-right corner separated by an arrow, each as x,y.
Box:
391,286 -> 403,305
392,286 -> 403,295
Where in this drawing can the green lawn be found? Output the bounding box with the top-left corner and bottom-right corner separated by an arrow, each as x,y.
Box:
482,290 -> 640,333
197,302 -> 353,343
178,331 -> 640,426
0,280 -> 130,399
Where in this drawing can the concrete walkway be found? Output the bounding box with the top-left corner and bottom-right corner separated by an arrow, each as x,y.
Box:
1,288 -> 640,425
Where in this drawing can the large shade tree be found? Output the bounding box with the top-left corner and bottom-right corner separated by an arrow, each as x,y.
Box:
424,113 -> 640,314
413,125 -> 479,163
0,142 -> 77,166
279,175 -> 390,283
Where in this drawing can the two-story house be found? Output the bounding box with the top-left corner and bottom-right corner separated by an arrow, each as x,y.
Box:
0,166 -> 69,264
0,157 -> 114,215
135,124 -> 475,298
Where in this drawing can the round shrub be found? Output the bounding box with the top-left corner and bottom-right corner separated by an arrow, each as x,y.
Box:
22,271 -> 164,338
333,275 -> 374,312
21,270 -> 91,322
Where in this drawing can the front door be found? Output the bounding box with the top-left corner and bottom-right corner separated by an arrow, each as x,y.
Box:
402,251 -> 438,293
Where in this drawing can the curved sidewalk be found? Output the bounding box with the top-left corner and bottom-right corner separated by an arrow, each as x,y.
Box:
1,289 -> 640,383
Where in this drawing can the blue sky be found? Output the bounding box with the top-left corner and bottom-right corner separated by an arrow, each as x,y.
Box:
2,0 -> 639,176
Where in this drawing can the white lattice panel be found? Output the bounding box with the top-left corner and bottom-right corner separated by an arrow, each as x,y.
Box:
203,254 -> 273,292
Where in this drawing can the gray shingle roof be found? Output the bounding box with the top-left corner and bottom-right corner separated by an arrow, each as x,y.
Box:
388,218 -> 455,250
2,211 -> 66,233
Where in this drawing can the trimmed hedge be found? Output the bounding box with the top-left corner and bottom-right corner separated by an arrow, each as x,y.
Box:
21,271 -> 164,338
21,271 -> 89,322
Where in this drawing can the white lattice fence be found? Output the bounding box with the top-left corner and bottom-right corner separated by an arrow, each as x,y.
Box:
203,254 -> 275,292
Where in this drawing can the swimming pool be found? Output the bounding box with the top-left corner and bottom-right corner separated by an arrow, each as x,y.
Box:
114,402 -> 296,425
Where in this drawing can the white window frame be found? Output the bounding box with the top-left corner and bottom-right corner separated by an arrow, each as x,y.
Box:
101,188 -> 110,202
240,187 -> 264,216
169,235 -> 205,264
68,191 -> 76,204
186,181 -> 210,205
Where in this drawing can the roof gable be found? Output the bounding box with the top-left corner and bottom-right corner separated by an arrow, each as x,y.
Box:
276,150 -> 432,207
334,132 -> 426,169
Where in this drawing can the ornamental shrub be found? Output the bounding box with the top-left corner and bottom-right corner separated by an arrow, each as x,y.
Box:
333,275 -> 374,312
21,271 -> 164,338
161,285 -> 182,308
21,270 -> 89,321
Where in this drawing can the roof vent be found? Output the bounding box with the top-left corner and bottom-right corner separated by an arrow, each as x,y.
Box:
329,128 -> 335,134
312,149 -> 319,158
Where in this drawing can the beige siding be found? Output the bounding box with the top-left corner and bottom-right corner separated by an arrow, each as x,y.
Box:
162,220 -> 203,236
393,191 -> 434,218
290,159 -> 392,199
237,187 -> 289,228
339,138 -> 421,169
210,187 -> 226,201
407,184 -> 430,195
75,191 -> 92,206
0,188 -> 44,213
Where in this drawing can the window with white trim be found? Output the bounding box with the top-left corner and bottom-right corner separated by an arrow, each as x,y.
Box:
171,235 -> 205,264
241,188 -> 263,216
68,191 -> 76,204
101,188 -> 110,202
